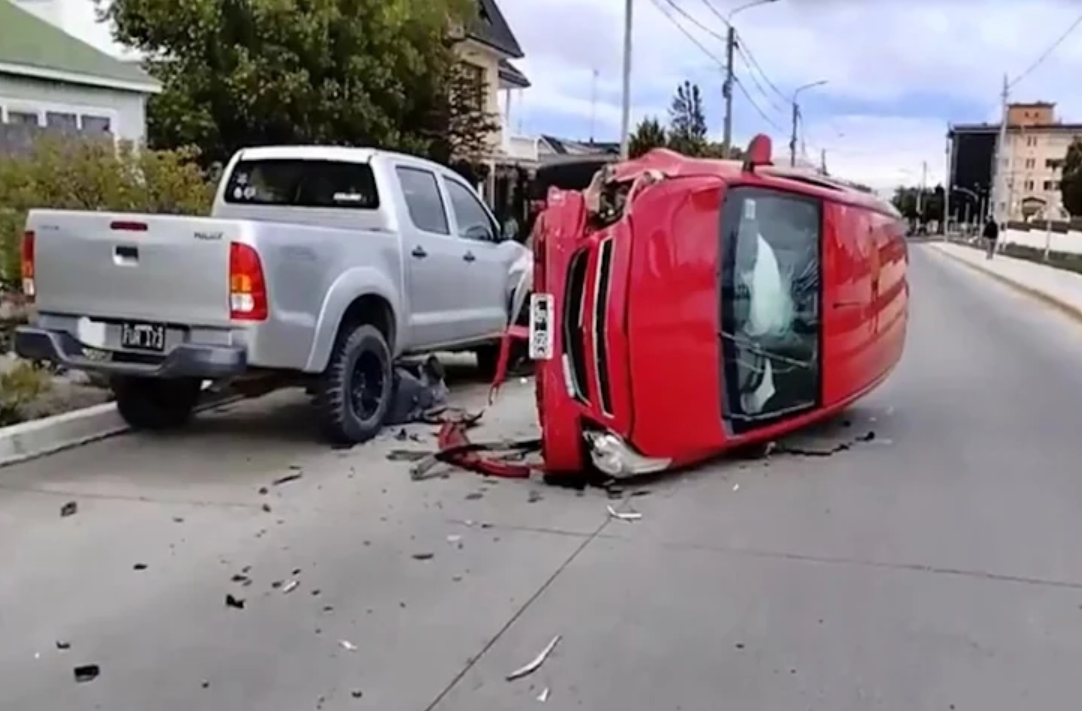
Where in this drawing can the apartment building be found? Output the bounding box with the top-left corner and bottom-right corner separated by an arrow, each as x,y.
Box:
949,102 -> 1082,223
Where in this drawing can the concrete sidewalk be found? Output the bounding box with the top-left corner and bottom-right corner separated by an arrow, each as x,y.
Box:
927,241 -> 1082,321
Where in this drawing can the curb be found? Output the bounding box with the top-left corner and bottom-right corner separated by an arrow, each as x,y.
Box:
0,391 -> 245,468
926,243 -> 1082,327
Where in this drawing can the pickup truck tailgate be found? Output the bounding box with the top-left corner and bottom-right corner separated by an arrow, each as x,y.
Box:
30,210 -> 239,326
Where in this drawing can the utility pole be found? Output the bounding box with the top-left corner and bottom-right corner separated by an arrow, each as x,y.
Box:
722,25 -> 736,156
916,160 -> 928,217
789,102 -> 799,166
990,73 -> 1010,224
820,148 -> 827,175
618,0 -> 633,160
589,69 -> 599,144
944,125 -> 952,235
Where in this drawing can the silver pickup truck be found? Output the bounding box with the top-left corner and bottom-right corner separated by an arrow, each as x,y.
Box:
15,145 -> 529,443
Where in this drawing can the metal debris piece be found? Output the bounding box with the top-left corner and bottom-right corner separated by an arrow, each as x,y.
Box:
506,634 -> 561,681
225,593 -> 245,609
339,639 -> 358,652
132,563 -> 148,571
606,505 -> 642,522
231,574 -> 249,584
412,552 -> 434,561
281,579 -> 299,594
537,687 -> 550,702
60,501 -> 77,518
387,449 -> 432,462
56,640 -> 71,651
73,664 -> 100,683
272,473 -> 303,487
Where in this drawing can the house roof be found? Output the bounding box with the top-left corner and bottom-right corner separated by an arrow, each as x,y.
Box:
498,59 -> 530,88
951,122 -> 1082,135
540,135 -> 620,155
467,0 -> 524,59
0,0 -> 159,93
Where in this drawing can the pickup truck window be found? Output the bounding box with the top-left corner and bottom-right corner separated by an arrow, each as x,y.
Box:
224,159 -> 380,209
445,179 -> 496,242
395,166 -> 450,235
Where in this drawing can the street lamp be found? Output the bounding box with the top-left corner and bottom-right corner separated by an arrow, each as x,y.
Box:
618,0 -> 634,160
721,0 -> 779,152
790,79 -> 827,166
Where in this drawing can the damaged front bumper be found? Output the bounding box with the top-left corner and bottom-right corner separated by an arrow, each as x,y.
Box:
583,430 -> 672,479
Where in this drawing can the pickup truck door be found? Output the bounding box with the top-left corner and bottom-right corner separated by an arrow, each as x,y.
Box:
441,177 -> 514,338
393,165 -> 471,346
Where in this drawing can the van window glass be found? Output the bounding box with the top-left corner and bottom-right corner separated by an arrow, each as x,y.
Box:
719,186 -> 822,433
224,159 -> 380,209
445,180 -> 496,242
395,167 -> 449,234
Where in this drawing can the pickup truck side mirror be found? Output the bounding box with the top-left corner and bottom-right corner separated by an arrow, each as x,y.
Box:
500,219 -> 519,243
465,224 -> 494,242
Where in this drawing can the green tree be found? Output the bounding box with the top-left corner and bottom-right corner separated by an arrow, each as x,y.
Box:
102,0 -> 476,166
431,59 -> 501,169
628,116 -> 667,158
1061,137 -> 1082,217
667,81 -> 707,156
891,186 -> 918,220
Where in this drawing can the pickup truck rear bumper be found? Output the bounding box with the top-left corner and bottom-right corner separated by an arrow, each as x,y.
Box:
15,326 -> 247,379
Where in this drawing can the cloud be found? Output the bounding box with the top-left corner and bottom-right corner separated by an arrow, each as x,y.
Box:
500,0 -> 1082,189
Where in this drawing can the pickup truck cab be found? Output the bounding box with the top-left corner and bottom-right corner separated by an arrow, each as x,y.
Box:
516,136 -> 908,478
16,146 -> 529,443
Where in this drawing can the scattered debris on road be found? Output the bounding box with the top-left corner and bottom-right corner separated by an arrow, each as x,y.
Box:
55,640 -> 70,651
606,505 -> 642,522
386,356 -> 449,426
59,501 -> 77,518
506,634 -> 561,681
73,664 -> 100,683
409,414 -> 540,481
339,639 -> 358,652
537,687 -> 550,702
412,552 -> 434,561
132,563 -> 148,571
225,593 -> 245,610
527,490 -> 544,503
272,472 -> 303,487
281,579 -> 299,594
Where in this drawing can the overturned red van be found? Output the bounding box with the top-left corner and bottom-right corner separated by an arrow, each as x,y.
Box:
500,135 -> 908,479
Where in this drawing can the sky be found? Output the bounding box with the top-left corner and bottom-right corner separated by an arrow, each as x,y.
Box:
62,0 -> 1082,190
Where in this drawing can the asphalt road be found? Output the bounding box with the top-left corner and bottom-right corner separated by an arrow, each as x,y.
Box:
4,244 -> 1082,710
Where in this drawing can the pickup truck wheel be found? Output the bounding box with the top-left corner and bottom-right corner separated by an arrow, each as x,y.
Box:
112,376 -> 201,431
316,324 -> 392,444
475,345 -> 500,379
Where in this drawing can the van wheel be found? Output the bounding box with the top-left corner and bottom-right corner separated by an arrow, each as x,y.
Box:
112,376 -> 201,430
316,324 -> 393,445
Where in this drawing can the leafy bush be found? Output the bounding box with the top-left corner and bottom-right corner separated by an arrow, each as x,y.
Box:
0,134 -> 215,289
0,360 -> 51,425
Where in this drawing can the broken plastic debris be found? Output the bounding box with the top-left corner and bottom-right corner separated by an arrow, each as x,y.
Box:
412,552 -> 435,561
606,505 -> 642,522
56,640 -> 70,651
537,687 -> 550,702
73,664 -> 100,683
339,640 -> 358,652
446,534 -> 462,544
506,634 -> 561,681
60,501 -> 77,518
133,563 -> 148,571
733,484 -> 740,491
281,579 -> 299,594
225,593 -> 245,609
272,473 -> 303,487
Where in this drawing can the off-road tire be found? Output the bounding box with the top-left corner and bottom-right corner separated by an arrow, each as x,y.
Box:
112,376 -> 201,431
315,324 -> 393,445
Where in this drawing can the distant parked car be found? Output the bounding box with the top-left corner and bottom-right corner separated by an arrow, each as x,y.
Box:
16,146 -> 529,444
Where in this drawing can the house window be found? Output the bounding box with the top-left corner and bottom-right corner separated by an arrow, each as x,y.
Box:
7,110 -> 40,126
1044,181 -> 1054,190
1024,180 -> 1035,190
1026,135 -> 1038,147
46,111 -> 78,130
1047,158 -> 1062,169
81,115 -> 112,134
460,62 -> 486,111
1025,158 -> 1035,169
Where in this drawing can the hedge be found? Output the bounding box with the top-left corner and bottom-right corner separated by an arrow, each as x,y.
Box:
0,135 -> 215,290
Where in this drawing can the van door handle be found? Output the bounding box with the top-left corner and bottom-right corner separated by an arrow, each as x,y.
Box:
411,246 -> 427,258
463,251 -> 476,262
114,245 -> 138,264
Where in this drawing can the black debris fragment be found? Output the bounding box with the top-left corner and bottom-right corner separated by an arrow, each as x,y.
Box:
288,464 -> 302,471
527,490 -> 544,504
60,501 -> 77,518
465,492 -> 484,500
73,664 -> 100,683
56,640 -> 70,650
132,563 -> 148,571
202,681 -> 210,689
258,487 -> 269,495
262,503 -> 272,513
351,690 -> 364,699
271,580 -> 283,589
412,552 -> 434,561
225,594 -> 245,609
395,428 -> 409,441
231,574 -> 249,584
857,430 -> 876,442
172,516 -> 185,523
386,450 -> 432,462
735,642 -> 745,650
385,356 -> 448,426
272,473 -> 303,487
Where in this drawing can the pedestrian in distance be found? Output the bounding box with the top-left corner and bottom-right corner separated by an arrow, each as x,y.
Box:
982,217 -> 999,260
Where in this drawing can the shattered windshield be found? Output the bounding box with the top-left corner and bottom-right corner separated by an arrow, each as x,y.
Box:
720,186 -> 822,432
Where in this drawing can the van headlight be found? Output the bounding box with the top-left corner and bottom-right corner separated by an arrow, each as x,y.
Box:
583,431 -> 672,478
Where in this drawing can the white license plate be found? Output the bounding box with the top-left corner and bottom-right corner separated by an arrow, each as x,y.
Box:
528,293 -> 554,360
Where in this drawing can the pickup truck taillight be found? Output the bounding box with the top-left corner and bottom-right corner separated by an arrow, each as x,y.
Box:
229,242 -> 267,321
21,230 -> 35,301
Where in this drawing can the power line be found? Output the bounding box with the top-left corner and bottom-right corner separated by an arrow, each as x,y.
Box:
696,0 -> 732,28
651,0 -> 784,134
733,42 -> 785,114
734,32 -> 789,105
657,0 -> 727,45
1008,9 -> 1082,90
